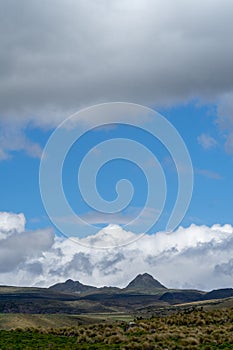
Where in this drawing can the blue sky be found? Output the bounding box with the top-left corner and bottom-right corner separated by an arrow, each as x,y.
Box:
0,102 -> 232,234
1,0 -> 233,288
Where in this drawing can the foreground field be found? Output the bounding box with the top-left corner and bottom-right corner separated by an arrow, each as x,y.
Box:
1,308 -> 233,349
0,312 -> 133,330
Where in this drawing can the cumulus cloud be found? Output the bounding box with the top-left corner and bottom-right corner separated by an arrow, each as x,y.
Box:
0,0 -> 233,157
0,212 -> 54,280
0,229 -> 54,273
0,212 -> 25,238
1,212 -> 233,290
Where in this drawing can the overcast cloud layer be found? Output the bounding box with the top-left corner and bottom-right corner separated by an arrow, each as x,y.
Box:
1,0 -> 233,157
1,211 -> 233,291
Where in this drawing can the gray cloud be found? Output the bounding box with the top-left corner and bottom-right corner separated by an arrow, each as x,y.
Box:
97,252 -> 125,275
23,262 -> 43,276
1,0 -> 233,124
1,1 -> 233,158
215,259 -> 233,276
64,252 -> 94,276
0,228 -> 54,273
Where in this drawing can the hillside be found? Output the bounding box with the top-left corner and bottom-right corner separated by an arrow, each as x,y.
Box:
202,288 -> 233,300
1,307 -> 233,348
0,274 -> 232,315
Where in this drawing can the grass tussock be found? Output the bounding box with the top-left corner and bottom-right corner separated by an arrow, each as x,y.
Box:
1,307 -> 233,348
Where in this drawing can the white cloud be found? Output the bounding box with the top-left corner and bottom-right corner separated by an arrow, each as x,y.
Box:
0,123 -> 42,160
1,212 -> 233,290
195,168 -> 222,180
197,134 -> 218,150
0,212 -> 25,239
217,91 -> 233,154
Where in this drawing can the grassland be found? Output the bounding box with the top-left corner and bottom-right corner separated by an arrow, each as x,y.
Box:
0,312 -> 133,330
1,285 -> 233,349
1,307 -> 233,349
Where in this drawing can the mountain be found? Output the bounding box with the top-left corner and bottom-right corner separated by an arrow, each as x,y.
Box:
49,273 -> 167,294
125,273 -> 167,290
49,279 -> 97,293
202,288 -> 233,300
1,274 -> 233,315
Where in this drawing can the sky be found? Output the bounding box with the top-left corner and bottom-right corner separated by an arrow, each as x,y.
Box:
0,0 -> 233,290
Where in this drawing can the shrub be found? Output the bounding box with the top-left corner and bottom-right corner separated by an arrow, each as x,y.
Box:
180,336 -> 199,346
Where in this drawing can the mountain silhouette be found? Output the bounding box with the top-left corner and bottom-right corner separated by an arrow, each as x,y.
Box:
49,279 -> 96,293
1,274 -> 233,315
49,273 -> 167,293
125,273 -> 167,290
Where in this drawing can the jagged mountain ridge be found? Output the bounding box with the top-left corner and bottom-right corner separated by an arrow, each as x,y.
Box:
1,273 -> 233,315
49,273 -> 166,293
49,279 -> 97,293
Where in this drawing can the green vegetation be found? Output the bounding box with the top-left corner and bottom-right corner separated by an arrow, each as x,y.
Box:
2,277 -> 233,349
1,308 -> 233,349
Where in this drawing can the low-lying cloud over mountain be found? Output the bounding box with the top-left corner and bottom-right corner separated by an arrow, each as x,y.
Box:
1,211 -> 233,291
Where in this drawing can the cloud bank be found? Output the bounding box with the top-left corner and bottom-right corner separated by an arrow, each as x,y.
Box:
1,212 -> 233,291
1,0 -> 233,156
